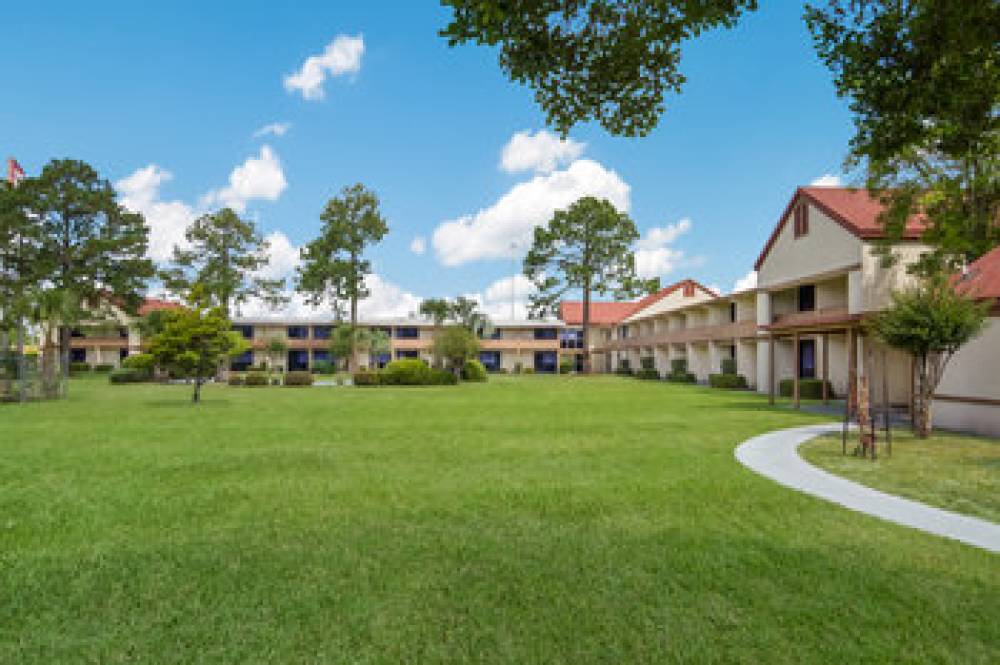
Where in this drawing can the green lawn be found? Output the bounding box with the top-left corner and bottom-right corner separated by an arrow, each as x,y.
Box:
1,377 -> 997,664
801,429 -> 1000,523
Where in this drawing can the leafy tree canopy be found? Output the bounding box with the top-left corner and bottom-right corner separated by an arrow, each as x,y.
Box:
441,0 -> 757,137
433,324 -> 480,374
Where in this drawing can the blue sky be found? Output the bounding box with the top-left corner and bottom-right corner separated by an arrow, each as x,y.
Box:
2,1 -> 856,318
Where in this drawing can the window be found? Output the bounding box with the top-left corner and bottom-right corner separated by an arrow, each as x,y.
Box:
396,349 -> 419,360
533,327 -> 558,340
119,348 -> 129,361
479,351 -> 501,372
287,349 -> 309,371
372,352 -> 391,369
793,202 -> 810,238
618,326 -> 630,339
312,350 -> 330,364
478,326 -> 501,340
313,325 -> 332,340
799,339 -> 816,379
395,327 -> 419,339
533,351 -> 558,373
287,326 -> 309,339
70,348 -> 87,363
729,302 -> 737,323
230,350 -> 253,371
797,284 -> 816,312
560,329 -> 584,349
118,327 -> 129,339
232,324 -> 253,339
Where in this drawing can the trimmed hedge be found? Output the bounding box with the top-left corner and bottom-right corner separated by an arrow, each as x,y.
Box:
720,358 -> 737,375
108,368 -> 144,384
522,367 -> 535,374
666,358 -> 696,383
228,374 -> 245,386
284,371 -> 313,387
636,368 -> 660,380
93,364 -> 114,373
462,359 -> 488,382
381,359 -> 432,385
709,373 -> 748,389
559,357 -> 575,374
779,378 -> 835,399
69,362 -> 90,374
311,360 -> 333,375
429,368 -> 458,385
244,372 -> 268,387
353,369 -> 380,386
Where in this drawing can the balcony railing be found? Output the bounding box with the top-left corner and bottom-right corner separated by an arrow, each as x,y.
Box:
594,320 -> 758,350
769,307 -> 852,329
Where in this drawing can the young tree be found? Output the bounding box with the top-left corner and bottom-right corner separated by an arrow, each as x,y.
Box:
296,184 -> 388,370
440,1 -> 757,137
870,277 -> 988,438
449,296 -> 491,332
264,336 -> 287,375
805,1 -> 1000,273
162,208 -> 285,317
433,325 -> 480,377
368,328 -> 392,368
148,288 -> 248,403
20,160 -> 154,395
524,196 -> 658,373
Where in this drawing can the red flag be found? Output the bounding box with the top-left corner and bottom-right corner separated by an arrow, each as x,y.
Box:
7,158 -> 25,186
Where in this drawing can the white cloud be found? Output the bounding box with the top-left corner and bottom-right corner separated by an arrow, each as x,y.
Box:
810,174 -> 843,187
500,130 -> 586,174
257,231 -> 301,280
633,218 -> 693,280
284,34 -> 364,100
409,236 -> 427,255
116,165 -> 196,262
238,273 -> 422,321
732,270 -> 757,293
253,122 -> 291,139
203,145 -> 287,213
432,158 -> 630,266
472,273 -> 538,320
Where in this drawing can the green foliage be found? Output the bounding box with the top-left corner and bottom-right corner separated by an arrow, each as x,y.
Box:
720,358 -> 737,375
461,359 -> 488,382
433,325 -> 480,372
521,367 -> 535,374
779,379 -> 834,400
148,289 -> 249,402
709,373 -> 748,390
228,374 -> 245,386
283,371 -> 314,387
244,372 -> 268,387
108,368 -> 145,384
419,298 -> 451,326
92,364 -> 114,373
161,208 -> 285,316
122,353 -> 155,373
636,368 -> 660,380
69,361 -> 90,374
805,0 -> 1000,272
666,359 -> 695,383
429,368 -> 459,385
311,360 -> 333,375
524,197 -> 658,372
616,359 -> 631,376
640,356 -> 655,371
352,369 -> 380,386
440,0 -> 757,137
381,359 -> 432,386
559,356 -> 575,374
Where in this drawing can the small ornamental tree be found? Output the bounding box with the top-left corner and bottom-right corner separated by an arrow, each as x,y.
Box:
524,196 -> 658,373
264,336 -> 287,374
148,288 -> 248,403
870,277 -> 988,438
433,325 -> 480,377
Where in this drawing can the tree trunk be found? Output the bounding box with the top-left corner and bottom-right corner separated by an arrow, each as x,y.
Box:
41,325 -> 60,399
59,324 -> 71,397
349,295 -> 359,373
581,282 -> 591,374
16,321 -> 26,403
193,377 -> 202,403
914,356 -> 933,438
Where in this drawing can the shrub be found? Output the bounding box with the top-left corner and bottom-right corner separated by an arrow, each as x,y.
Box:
108,368 -> 144,384
353,369 -> 380,386
122,353 -> 155,372
69,361 -> 90,374
666,372 -> 696,383
462,359 -> 488,382
636,368 -> 660,380
93,363 -> 114,373
228,374 -> 245,386
513,362 -> 523,374
779,378 -> 835,399
709,373 -> 748,389
559,357 -> 575,374
670,358 -> 689,375
616,359 -> 632,375
428,368 -> 459,385
284,371 -> 313,387
311,360 -> 333,375
381,359 -> 432,385
244,372 -> 268,387
720,358 -> 737,375
522,367 -> 535,374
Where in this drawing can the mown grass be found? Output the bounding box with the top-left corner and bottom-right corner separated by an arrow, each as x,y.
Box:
801,429 -> 1000,523
1,376 -> 997,664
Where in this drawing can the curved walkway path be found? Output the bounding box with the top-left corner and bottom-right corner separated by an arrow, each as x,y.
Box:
735,423 -> 1000,554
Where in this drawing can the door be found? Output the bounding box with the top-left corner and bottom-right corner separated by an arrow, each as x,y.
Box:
799,339 -> 816,379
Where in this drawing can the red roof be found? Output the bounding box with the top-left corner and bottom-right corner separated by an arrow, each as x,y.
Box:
755,187 -> 926,270
559,279 -> 717,325
955,245 -> 1000,301
138,297 -> 182,316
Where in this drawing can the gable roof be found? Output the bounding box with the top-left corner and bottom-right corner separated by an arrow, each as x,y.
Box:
955,245 -> 1000,301
138,297 -> 182,316
754,187 -> 926,271
559,279 -> 717,326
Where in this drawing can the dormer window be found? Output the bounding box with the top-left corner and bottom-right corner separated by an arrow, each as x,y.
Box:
793,202 -> 809,238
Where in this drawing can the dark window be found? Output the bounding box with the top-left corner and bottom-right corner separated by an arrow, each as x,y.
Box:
372,353 -> 391,369
797,284 -> 816,312
230,350 -> 253,371
70,328 -> 85,338
533,328 -> 558,340
287,326 -> 309,339
312,350 -> 330,363
232,325 -> 253,339
287,349 -> 309,371
479,351 -> 501,372
799,339 -> 816,379
534,351 -> 558,373
395,327 -> 419,339
560,329 -> 584,349
313,325 -> 333,340
619,326 -> 629,339
70,348 -> 87,363
793,202 -> 810,238
478,326 -> 501,340
729,345 -> 736,360
396,349 -> 419,360
119,348 -> 129,361
729,302 -> 737,323
118,327 -> 129,339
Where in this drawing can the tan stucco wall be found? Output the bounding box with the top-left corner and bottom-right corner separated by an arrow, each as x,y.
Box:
757,202 -> 862,289
859,242 -> 929,312
933,317 -> 1000,437
625,287 -> 713,323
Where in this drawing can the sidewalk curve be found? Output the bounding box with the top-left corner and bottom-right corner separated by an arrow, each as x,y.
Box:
734,423 -> 1000,554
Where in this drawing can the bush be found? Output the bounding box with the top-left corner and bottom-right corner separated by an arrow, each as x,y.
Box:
513,362 -> 523,374
122,353 -> 155,372
636,368 -> 660,380
616,359 -> 632,375
779,378 -> 835,399
244,372 -> 268,387
381,359 -> 433,385
428,368 -> 459,385
69,361 -> 90,374
108,368 -> 144,384
522,367 -> 535,374
720,358 -> 737,375
311,360 -> 333,375
93,363 -> 114,373
228,374 -> 245,386
709,373 -> 748,389
666,372 -> 696,383
284,371 -> 313,386
353,369 -> 380,386
462,359 -> 488,382
559,357 -> 575,374
670,358 -> 689,375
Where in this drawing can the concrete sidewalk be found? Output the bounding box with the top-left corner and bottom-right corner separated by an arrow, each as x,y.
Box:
734,422 -> 1000,554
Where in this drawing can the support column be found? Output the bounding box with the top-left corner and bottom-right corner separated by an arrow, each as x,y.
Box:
768,334 -> 775,405
821,332 -> 829,404
793,331 -> 800,409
